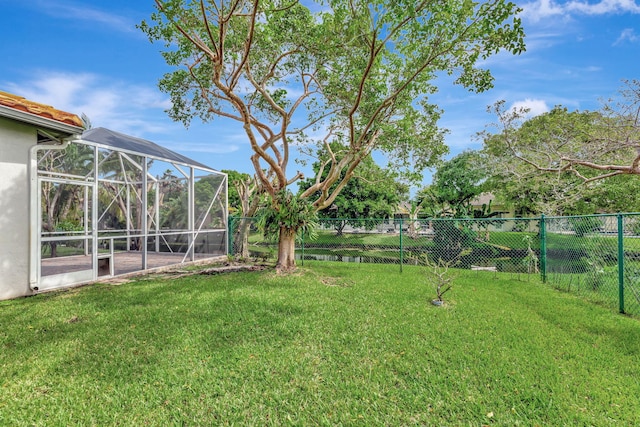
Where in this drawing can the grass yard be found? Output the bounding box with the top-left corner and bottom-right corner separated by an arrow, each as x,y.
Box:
2,262 -> 640,425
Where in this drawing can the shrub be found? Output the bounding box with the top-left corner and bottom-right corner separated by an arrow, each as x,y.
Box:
569,216 -> 603,237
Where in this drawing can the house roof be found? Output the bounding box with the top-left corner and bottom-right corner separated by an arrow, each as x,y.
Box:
0,91 -> 84,128
80,127 -> 214,171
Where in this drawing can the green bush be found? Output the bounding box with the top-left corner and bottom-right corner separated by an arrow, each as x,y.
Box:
628,217 -> 640,235
569,216 -> 603,237
431,220 -> 475,259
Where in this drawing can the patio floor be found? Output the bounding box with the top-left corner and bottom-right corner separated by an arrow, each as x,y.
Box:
41,251 -> 219,277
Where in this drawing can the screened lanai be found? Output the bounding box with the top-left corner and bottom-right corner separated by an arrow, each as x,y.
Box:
34,127 -> 227,292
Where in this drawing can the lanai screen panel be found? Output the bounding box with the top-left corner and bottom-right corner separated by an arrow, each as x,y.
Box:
36,127 -> 227,289
38,143 -> 95,285
193,172 -> 227,258
96,147 -> 146,275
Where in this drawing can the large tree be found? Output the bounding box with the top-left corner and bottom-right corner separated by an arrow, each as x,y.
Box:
421,151 -> 489,218
482,88 -> 640,214
482,122 -> 587,216
484,155 -> 640,215
140,0 -> 525,271
483,80 -> 640,185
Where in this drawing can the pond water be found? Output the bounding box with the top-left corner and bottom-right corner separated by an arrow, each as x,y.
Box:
251,247 -> 613,274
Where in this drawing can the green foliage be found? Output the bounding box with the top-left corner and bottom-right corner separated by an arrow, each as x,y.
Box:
141,0 -> 525,261
482,84 -> 640,214
431,220 -> 476,262
140,0 -> 526,263
55,220 -> 83,232
299,144 -> 407,233
482,108 -> 595,215
422,151 -> 489,218
39,143 -> 96,230
568,216 -> 604,237
140,0 -> 525,205
257,189 -> 318,241
570,175 -> 640,214
157,174 -> 225,229
221,169 -> 252,215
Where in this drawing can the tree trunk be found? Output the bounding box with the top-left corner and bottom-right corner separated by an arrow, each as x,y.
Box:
42,221 -> 57,258
232,175 -> 262,259
60,186 -> 77,221
408,216 -> 418,239
276,226 -> 297,272
234,218 -> 252,258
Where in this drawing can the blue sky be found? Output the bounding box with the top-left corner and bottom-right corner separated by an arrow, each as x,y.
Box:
1,0 -> 639,186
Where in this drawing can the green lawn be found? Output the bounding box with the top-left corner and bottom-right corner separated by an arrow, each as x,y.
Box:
2,262 -> 640,425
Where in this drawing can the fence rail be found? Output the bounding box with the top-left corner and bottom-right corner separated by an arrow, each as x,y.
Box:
229,213 -> 640,316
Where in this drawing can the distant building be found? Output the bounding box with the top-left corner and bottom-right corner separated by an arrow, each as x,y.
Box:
469,192 -> 512,218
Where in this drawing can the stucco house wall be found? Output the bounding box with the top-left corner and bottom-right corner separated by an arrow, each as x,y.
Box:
0,117 -> 36,299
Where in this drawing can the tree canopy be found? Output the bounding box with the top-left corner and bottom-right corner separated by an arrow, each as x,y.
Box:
420,151 -> 489,218
482,85 -> 640,214
140,0 -> 525,270
483,80 -> 640,184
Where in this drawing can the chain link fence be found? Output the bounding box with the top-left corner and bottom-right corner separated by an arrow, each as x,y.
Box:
545,213 -> 640,316
228,214 -> 640,316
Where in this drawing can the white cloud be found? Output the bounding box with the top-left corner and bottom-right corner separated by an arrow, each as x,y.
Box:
4,71 -> 172,135
566,0 -> 640,15
3,70 -> 249,163
510,98 -> 550,117
521,0 -> 567,22
34,0 -> 137,33
614,28 -> 640,45
522,0 -> 640,21
9,73 -> 96,107
521,31 -> 566,51
585,65 -> 602,72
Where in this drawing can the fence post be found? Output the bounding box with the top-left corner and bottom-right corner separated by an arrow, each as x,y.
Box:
399,218 -> 403,273
618,214 -> 625,314
301,229 -> 305,267
540,214 -> 547,283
